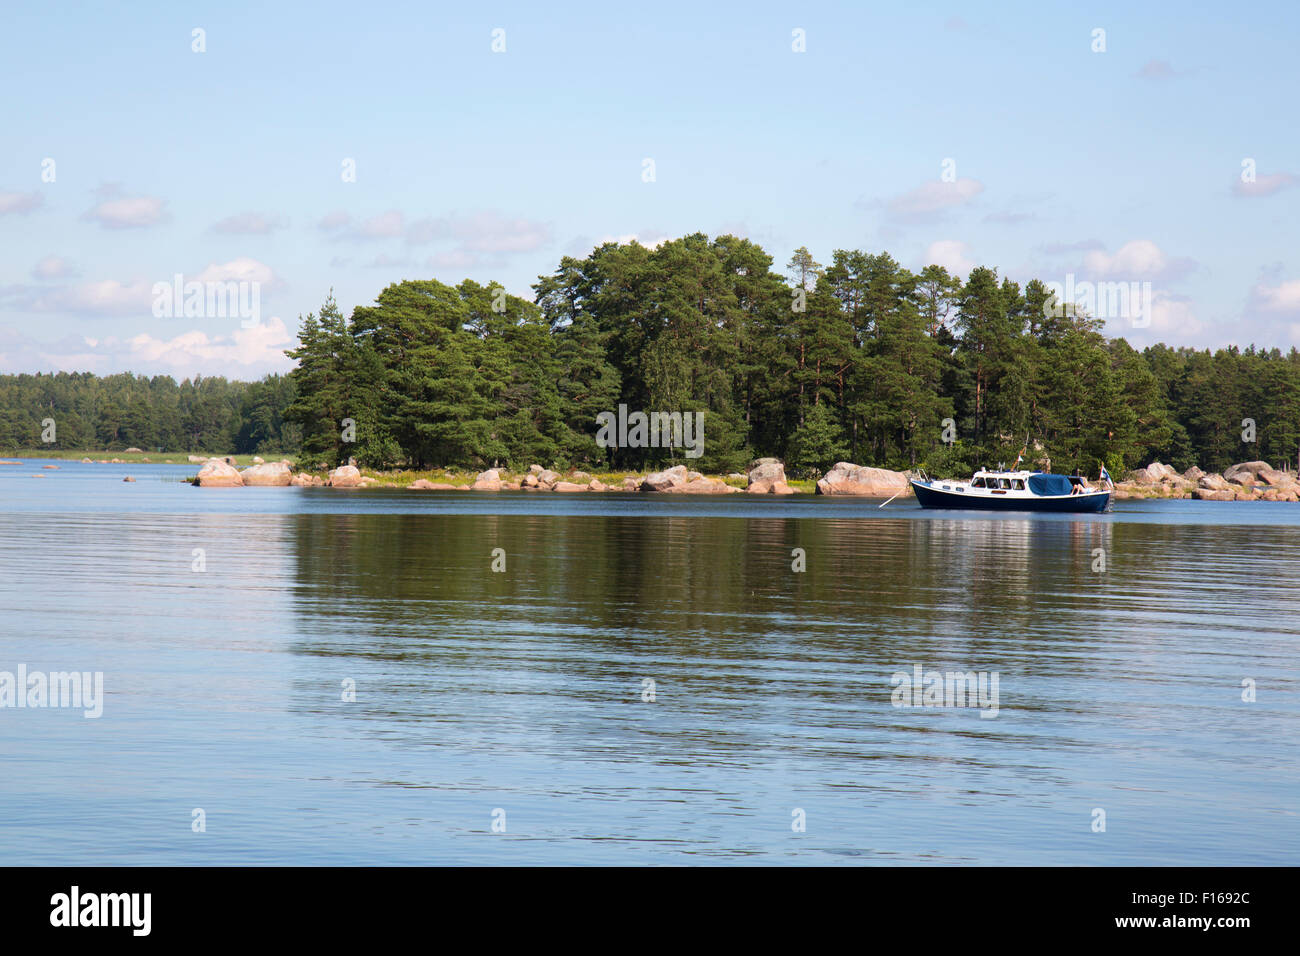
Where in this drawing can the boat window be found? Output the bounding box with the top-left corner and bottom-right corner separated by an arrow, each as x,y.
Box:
997,478 -> 1011,489
971,477 -> 985,488
1011,479 -> 1025,490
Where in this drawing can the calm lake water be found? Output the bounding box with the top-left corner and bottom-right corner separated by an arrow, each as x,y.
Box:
1,459 -> 1297,865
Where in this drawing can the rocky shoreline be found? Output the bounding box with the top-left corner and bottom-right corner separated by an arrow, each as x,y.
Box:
185,455 -> 1300,502
190,456 -> 921,496
1112,460 -> 1300,501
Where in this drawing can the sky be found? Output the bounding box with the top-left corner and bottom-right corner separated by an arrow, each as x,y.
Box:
2,0 -> 1298,380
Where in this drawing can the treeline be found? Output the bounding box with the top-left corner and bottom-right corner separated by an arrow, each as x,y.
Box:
4,233 -> 1300,474
285,234 -> 1300,475
0,371 -> 299,453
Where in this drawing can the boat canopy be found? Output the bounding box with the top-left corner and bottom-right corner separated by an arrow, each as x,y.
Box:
1028,472 -> 1073,496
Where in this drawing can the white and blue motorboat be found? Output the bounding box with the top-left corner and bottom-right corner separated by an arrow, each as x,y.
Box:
910,469 -> 1110,513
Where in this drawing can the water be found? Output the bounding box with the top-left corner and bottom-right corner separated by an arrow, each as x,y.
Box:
1,459 -> 1297,864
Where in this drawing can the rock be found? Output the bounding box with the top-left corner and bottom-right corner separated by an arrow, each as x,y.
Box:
678,478 -> 732,494
503,481 -> 522,490
1183,466 -> 1205,482
81,458 -> 92,463
816,461 -> 911,497
123,476 -> 135,482
196,459 -> 243,487
1198,474 -> 1232,491
187,455 -> 206,464
252,456 -> 265,464
1223,461 -> 1295,488
588,478 -> 608,492
521,473 -> 539,488
125,447 -> 143,453
472,468 -> 503,491
571,471 -> 591,482
1127,462 -> 1180,485
537,469 -> 560,489
43,464 -> 59,469
476,468 -> 501,482
327,464 -> 363,488
552,481 -> 587,492
747,459 -> 786,488
289,474 -> 320,487
1193,488 -> 1234,501
686,471 -> 703,482
642,465 -> 688,492
240,461 -> 292,486
529,464 -> 543,474
408,479 -> 458,490
622,477 -> 641,491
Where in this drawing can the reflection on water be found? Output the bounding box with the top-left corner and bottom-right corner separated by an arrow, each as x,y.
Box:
0,464 -> 1297,863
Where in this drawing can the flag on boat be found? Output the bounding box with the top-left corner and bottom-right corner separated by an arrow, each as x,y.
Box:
1099,463 -> 1113,487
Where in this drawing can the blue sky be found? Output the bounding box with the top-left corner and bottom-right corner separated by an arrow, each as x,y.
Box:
2,0 -> 1298,378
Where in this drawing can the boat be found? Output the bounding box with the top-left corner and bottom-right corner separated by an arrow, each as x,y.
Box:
910,469 -> 1110,513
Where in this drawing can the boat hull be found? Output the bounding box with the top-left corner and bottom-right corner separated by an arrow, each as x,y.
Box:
910,480 -> 1110,513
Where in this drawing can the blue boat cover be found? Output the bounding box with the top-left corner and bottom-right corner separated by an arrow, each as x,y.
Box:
1028,472 -> 1073,496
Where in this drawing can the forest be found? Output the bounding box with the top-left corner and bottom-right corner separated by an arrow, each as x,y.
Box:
4,233 -> 1299,477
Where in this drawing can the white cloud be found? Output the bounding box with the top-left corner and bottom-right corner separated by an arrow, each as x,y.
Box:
32,255 -> 78,280
1233,172 -> 1298,198
596,232 -> 667,249
318,210 -> 352,230
1136,59 -> 1178,80
924,239 -> 975,276
1082,239 -> 1195,281
0,317 -> 296,378
407,211 -> 552,252
426,250 -> 479,271
194,257 -> 276,285
29,279 -> 156,315
353,210 -> 405,239
887,179 -> 984,222
211,211 -> 287,234
0,191 -> 43,216
82,194 -> 167,229
1250,278 -> 1300,314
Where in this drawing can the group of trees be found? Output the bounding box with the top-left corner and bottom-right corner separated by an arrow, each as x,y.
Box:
0,371 -> 299,454
4,232 -> 1299,477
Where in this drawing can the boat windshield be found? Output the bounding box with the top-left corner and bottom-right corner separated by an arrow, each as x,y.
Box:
971,477 -> 985,488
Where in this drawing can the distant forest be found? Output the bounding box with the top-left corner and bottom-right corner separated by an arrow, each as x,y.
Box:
4,233 -> 1299,476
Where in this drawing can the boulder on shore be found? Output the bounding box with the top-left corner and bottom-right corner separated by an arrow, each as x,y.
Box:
240,460 -> 292,486
1127,462 -> 1180,485
1198,474 -> 1232,492
642,465 -> 688,492
196,459 -> 243,487
816,461 -> 911,497
1225,461 -> 1293,488
327,464 -> 363,488
552,481 -> 587,492
125,447 -> 143,453
536,469 -> 560,489
472,468 -> 502,491
408,479 -> 458,490
1193,488 -> 1235,501
290,473 -> 323,487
